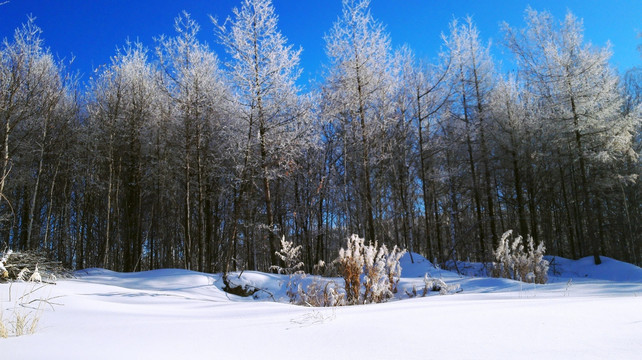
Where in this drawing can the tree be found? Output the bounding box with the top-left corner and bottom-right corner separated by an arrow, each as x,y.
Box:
323,0 -> 393,244
411,55 -> 451,264
442,17 -> 498,260
87,41 -> 158,271
0,17 -> 71,251
504,8 -> 638,264
214,0 -> 306,271
488,76 -> 532,241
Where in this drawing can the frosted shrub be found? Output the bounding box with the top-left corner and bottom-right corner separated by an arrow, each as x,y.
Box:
385,245 -> 406,294
363,243 -> 390,304
532,241 -> 548,283
405,274 -> 461,297
0,249 -> 13,278
336,235 -> 407,305
492,230 -> 549,284
423,275 -> 461,295
270,236 -> 304,275
297,277 -> 345,307
312,260 -> 326,275
269,237 -> 306,303
337,234 -> 365,305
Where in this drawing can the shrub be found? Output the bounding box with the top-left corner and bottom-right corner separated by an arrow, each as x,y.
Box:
385,245 -> 405,294
296,277 -> 345,307
492,230 -> 549,284
337,234 -> 365,305
336,234 -> 407,305
363,243 -> 389,304
270,236 -> 304,275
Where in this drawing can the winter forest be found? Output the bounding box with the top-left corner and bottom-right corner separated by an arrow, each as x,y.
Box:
1,0 -> 640,275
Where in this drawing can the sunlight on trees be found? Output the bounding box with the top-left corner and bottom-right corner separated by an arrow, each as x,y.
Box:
0,1 -> 639,273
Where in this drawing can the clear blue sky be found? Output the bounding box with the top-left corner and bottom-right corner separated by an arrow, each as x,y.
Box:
2,0 -> 641,85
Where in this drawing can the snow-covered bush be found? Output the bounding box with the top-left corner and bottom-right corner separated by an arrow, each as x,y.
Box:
423,274 -> 461,295
363,243 -> 390,304
385,245 -> 405,294
296,277 -> 345,307
492,230 -> 549,284
268,237 -> 306,303
312,260 -> 325,275
336,235 -> 407,305
0,249 -> 69,282
270,236 -> 304,275
337,234 -> 365,305
405,274 -> 461,297
1,249 -> 13,278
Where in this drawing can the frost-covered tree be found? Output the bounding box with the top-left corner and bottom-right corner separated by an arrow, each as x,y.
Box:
157,12 -> 228,270
87,41 -> 158,271
0,17 -> 73,253
504,8 -> 638,264
213,0 -> 306,271
442,17 -> 498,259
323,0 -> 393,244
271,236 -> 304,275
488,76 -> 533,240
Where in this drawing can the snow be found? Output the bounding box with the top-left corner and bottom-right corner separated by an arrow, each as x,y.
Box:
2,254 -> 641,359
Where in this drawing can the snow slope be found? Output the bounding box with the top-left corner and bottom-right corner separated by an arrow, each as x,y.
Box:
2,255 -> 641,359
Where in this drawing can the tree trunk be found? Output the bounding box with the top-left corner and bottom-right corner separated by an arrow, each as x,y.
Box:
570,95 -> 601,265
416,89 -> 434,262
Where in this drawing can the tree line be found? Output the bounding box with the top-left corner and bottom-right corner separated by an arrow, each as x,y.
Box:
1,0 -> 639,273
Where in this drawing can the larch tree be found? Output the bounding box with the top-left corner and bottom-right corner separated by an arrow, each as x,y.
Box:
213,0 -> 305,271
488,75 -> 533,241
323,0 -> 393,245
87,41 -> 158,271
157,12 -> 228,271
0,17 -> 71,250
411,56 -> 452,264
504,8 -> 638,264
442,17 -> 499,259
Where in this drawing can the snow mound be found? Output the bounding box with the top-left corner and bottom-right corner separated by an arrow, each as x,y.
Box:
76,268 -> 218,290
548,256 -> 642,282
399,252 -> 439,277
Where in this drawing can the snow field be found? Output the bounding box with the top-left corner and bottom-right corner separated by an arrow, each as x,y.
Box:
1,255 -> 641,359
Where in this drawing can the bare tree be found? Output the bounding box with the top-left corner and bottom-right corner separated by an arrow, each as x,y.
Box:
214,0 -> 306,271
504,8 -> 638,264
323,0 -> 393,244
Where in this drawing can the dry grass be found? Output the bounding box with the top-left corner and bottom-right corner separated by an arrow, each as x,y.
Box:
0,311 -> 7,338
1,283 -> 53,338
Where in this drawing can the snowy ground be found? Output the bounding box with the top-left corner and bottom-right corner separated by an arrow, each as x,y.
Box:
2,254 -> 641,359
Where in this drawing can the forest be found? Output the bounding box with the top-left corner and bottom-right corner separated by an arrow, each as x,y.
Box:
0,0 -> 640,274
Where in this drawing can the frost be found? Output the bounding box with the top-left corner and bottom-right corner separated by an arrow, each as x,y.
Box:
492,230 -> 549,284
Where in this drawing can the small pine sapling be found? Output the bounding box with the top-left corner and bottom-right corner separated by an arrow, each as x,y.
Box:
269,237 -> 306,304
271,236 -> 304,275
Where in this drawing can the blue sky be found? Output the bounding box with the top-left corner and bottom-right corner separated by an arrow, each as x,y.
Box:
1,0 -> 641,85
